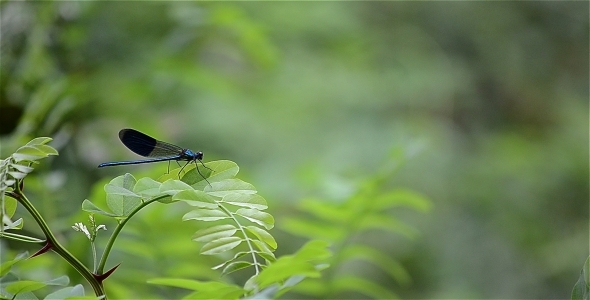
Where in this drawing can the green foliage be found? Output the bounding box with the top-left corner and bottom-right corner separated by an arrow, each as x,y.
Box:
572,256 -> 590,300
0,138 -> 93,299
2,2 -> 584,298
1,138 -> 332,299
147,278 -> 245,300
147,240 -> 331,299
0,137 -> 57,236
281,152 -> 431,299
1,252 -> 85,300
254,240 -> 331,295
0,252 -> 28,277
82,161 -> 278,282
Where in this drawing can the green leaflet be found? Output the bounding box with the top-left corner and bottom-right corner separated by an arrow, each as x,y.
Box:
200,237 -> 243,255
192,224 -> 237,242
183,209 -> 230,221
235,208 -> 274,230
173,190 -> 217,209
133,177 -> 162,197
5,280 -> 47,295
245,226 -> 277,249
572,256 -> 590,300
221,193 -> 268,210
206,179 -> 256,197
105,174 -> 141,217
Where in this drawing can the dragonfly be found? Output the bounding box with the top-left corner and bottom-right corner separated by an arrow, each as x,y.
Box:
98,128 -> 211,184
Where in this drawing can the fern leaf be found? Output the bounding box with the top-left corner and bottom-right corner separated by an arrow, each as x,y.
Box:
200,237 -> 243,255
244,226 -> 277,249
206,179 -> 256,197
192,224 -> 238,242
173,190 -> 217,209
133,177 -> 162,197
183,209 -> 230,222
235,208 -> 274,230
221,193 -> 268,210
221,261 -> 255,276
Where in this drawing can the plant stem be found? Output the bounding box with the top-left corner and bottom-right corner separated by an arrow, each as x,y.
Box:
8,187 -> 106,298
92,242 -> 97,273
218,204 -> 260,275
96,195 -> 167,275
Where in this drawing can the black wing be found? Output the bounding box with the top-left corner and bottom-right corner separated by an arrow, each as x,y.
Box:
118,128 -> 183,158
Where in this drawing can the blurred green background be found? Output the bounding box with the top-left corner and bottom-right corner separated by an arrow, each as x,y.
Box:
1,1 -> 588,299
